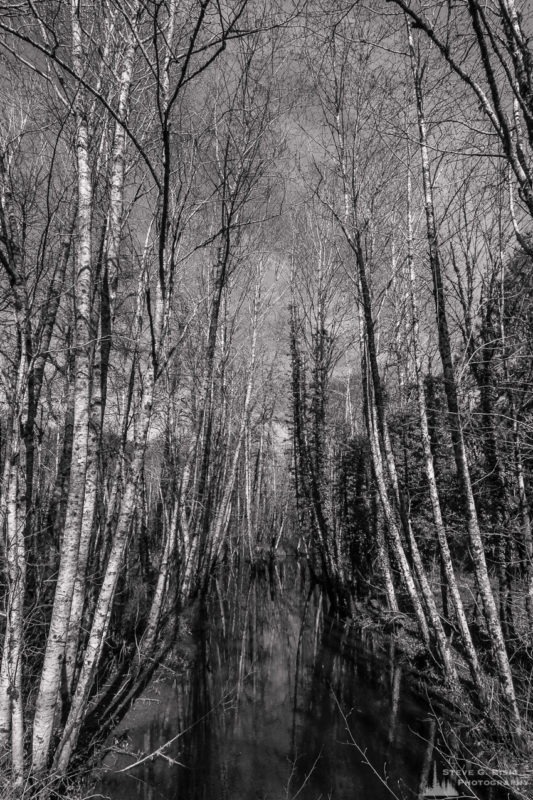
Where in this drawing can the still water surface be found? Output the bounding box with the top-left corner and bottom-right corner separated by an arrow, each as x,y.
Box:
96,561 -> 522,800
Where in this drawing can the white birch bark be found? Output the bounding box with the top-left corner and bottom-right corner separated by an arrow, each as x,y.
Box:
53,152 -> 163,769
7,459 -> 25,791
64,0 -> 138,695
366,388 -> 430,646
0,359 -> 28,784
408,22 -> 521,730
381,417 -> 455,681
31,1 -> 94,771
405,169 -> 485,696
358,306 -> 431,645
53,384 -> 155,774
0,146 -> 31,781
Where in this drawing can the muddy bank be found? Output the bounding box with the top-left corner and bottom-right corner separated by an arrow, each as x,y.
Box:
322,604 -> 533,799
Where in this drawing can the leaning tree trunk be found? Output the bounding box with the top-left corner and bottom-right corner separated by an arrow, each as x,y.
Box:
2,367 -> 28,792
52,249 -> 161,774
354,233 -> 457,669
406,168 -> 485,697
358,308 -> 431,646
365,364 -> 431,647
409,23 -> 521,732
64,5 -> 138,698
0,150 -> 31,779
31,10 -> 95,766
499,256 -> 533,638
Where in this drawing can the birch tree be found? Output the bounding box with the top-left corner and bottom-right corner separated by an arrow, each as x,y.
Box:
0,0 -> 288,788
407,21 -> 522,731
385,0 -> 533,235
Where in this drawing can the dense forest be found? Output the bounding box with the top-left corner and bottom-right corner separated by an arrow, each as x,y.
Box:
0,0 -> 533,796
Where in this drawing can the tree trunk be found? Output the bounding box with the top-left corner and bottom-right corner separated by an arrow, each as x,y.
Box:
31,4 -> 95,771
358,312 -> 431,644
53,386 -> 155,774
406,168 -> 485,697
366,373 -> 431,646
63,5 -> 138,699
409,24 -> 521,730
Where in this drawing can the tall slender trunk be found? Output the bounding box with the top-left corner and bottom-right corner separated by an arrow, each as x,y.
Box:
409,23 -> 521,730
365,365 -> 431,646
358,306 -> 430,644
53,402 -> 154,774
382,402 -> 456,682
244,428 -> 254,560
0,163 -> 30,763
406,169 -> 484,696
31,5 -> 94,771
499,251 -> 533,636
6,453 -> 25,793
64,5 -> 138,698
355,234 -> 442,652
0,358 -> 29,788
52,152 -> 166,767
53,239 -> 158,771
511,408 -> 533,634
380,404 -> 455,680
0,144 -> 34,785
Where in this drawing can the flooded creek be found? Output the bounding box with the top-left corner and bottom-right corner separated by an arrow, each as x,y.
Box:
96,561 -> 524,800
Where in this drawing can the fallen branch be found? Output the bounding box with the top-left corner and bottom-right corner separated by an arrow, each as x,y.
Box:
114,681 -> 242,773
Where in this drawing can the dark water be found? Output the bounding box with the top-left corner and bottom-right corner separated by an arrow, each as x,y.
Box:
95,561 -> 529,800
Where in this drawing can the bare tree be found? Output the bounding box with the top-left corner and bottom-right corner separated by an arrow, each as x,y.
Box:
407,20 -> 521,731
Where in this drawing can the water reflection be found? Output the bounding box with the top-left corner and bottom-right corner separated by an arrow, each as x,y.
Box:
96,560 -> 519,800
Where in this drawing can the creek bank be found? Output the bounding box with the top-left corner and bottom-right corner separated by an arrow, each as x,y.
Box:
320,603 -> 533,799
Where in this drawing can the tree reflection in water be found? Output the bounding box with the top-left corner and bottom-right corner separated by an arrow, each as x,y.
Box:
97,560 -> 517,800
